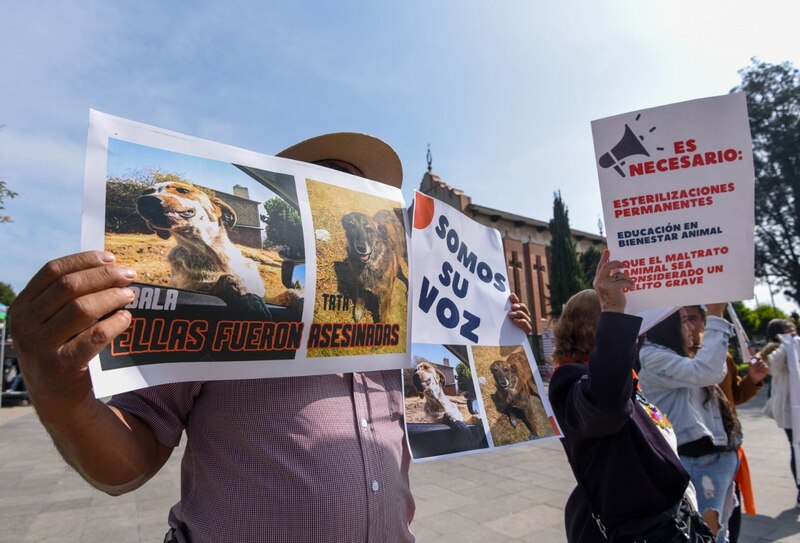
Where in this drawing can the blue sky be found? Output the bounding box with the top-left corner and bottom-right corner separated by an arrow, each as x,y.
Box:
1,1 -> 799,313
107,138 -> 280,206
412,344 -> 461,368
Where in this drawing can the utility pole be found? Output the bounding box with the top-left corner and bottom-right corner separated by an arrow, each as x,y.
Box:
765,276 -> 777,310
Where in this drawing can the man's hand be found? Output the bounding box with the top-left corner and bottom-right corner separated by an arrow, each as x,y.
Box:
747,355 -> 769,384
7,252 -> 170,496
10,251 -> 136,419
508,293 -> 532,335
592,249 -> 632,313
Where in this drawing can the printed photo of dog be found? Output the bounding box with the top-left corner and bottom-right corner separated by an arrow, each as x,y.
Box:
104,151 -> 301,321
136,181 -> 266,299
340,210 -> 408,323
402,352 -> 488,459
306,179 -> 409,357
409,361 -> 480,426
473,345 -> 556,446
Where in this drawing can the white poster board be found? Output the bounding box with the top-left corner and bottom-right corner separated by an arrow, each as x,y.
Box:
84,111 -> 411,397
592,93 -> 755,314
405,192 -> 561,461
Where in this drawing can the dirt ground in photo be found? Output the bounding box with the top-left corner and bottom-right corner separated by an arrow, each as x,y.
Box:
402,366 -> 475,424
104,233 -> 288,305
472,345 -> 556,446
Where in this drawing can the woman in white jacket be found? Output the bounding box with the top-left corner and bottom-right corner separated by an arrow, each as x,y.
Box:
638,304 -> 737,542
762,318 -> 799,507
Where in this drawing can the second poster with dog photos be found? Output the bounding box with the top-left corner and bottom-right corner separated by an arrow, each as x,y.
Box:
405,341 -> 560,461
406,193 -> 561,461
83,110 -> 411,397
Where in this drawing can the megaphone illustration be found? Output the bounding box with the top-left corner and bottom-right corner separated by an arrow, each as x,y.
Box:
598,124 -> 650,178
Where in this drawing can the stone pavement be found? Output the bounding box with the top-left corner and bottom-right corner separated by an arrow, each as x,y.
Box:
0,388 -> 799,542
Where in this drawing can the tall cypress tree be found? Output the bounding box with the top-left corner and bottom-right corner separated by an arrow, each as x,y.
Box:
548,191 -> 584,317
579,245 -> 603,288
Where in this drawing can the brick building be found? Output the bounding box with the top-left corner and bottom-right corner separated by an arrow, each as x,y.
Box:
418,170 -> 606,361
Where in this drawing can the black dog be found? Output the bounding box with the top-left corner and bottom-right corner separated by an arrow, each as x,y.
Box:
339,210 -> 408,323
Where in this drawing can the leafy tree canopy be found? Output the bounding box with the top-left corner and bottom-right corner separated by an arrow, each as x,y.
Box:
0,180 -> 16,224
730,301 -> 787,342
455,361 -> 472,394
731,59 -> 800,307
0,125 -> 15,223
261,197 -> 303,258
0,282 -> 16,306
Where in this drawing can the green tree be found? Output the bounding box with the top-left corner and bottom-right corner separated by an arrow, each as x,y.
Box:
261,198 -> 303,258
730,301 -> 757,339
0,181 -> 15,224
732,59 -> 800,307
753,304 -> 788,339
0,124 -> 16,223
0,282 -> 16,306
730,301 -> 787,342
548,191 -> 584,317
455,361 -> 472,394
0,125 -> 16,223
579,245 -> 603,287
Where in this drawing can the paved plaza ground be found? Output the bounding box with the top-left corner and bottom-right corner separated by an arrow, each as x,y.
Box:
0,387 -> 798,542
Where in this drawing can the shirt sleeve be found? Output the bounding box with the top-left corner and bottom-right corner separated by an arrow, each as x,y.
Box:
640,315 -> 732,389
563,312 -> 642,438
107,381 -> 203,448
768,344 -> 788,373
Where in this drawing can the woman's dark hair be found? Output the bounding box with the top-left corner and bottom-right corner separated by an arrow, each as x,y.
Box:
767,318 -> 793,342
644,310 -> 688,356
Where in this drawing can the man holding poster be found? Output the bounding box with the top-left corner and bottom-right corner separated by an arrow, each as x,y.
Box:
10,133 -> 417,543
592,93 -> 756,314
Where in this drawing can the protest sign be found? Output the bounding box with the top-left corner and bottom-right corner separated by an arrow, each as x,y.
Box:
411,191 -> 527,346
592,93 -> 755,314
727,302 -> 754,362
83,110 -> 411,397
405,192 -> 561,461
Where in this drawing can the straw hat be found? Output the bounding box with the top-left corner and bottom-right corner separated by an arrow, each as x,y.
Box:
277,132 -> 403,188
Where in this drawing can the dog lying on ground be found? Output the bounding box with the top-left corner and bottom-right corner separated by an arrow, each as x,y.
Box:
137,181 -> 267,303
490,351 -> 542,439
412,361 -> 480,426
340,209 -> 408,323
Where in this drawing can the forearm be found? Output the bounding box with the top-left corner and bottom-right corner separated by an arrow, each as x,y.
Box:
36,395 -> 170,495
586,312 -> 641,409
10,251 -> 169,494
692,319 -> 732,384
733,375 -> 762,405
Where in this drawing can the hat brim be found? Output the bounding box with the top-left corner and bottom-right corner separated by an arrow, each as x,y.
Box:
276,132 -> 403,189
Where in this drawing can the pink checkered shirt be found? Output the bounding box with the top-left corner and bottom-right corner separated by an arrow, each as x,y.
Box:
109,371 -> 415,543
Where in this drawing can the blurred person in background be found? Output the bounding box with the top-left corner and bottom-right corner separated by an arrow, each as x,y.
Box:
684,305 -> 768,542
638,303 -> 737,542
761,318 -> 800,508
